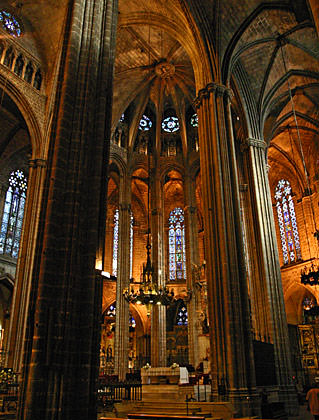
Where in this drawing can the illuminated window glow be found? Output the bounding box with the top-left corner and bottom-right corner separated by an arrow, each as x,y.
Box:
106,304 -> 116,317
176,305 -> 188,325
162,116 -> 179,133
112,209 -> 119,276
139,115 -> 152,131
0,169 -> 27,258
275,179 -> 301,264
0,10 -> 21,37
190,114 -> 198,128
168,207 -> 186,281
112,209 -> 134,277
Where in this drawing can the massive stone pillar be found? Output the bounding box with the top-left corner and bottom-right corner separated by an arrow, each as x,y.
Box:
114,197 -> 131,381
194,83 -> 257,415
184,174 -> 201,369
17,0 -> 118,418
150,166 -> 166,367
241,137 -> 298,413
7,158 -> 46,372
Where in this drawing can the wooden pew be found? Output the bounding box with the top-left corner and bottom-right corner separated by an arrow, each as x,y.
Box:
100,415 -> 223,420
128,415 -> 206,420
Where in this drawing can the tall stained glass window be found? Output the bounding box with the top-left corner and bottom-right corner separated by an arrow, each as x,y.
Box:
275,179 -> 301,264
112,209 -> 134,277
112,209 -> 119,276
168,207 -> 186,281
0,169 -> 27,258
130,212 -> 134,278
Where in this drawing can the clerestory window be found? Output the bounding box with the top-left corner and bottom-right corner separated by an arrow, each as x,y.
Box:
0,169 -> 27,258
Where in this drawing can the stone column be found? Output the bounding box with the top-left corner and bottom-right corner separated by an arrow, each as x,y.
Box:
6,158 -> 47,372
114,198 -> 131,381
150,166 -> 166,367
17,0 -> 118,418
194,83 -> 257,415
241,137 -> 298,413
184,173 -> 201,369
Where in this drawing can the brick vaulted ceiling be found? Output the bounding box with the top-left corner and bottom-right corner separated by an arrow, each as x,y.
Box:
0,0 -> 318,183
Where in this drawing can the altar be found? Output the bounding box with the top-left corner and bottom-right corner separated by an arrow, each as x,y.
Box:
141,367 -> 192,402
141,366 -> 189,385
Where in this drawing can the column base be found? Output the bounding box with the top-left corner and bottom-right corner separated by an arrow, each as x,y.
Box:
211,388 -> 261,418
278,384 -> 299,416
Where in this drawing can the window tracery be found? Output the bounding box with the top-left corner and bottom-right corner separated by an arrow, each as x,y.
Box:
139,115 -> 152,131
190,113 -> 198,128
176,305 -> 188,325
162,116 -> 179,133
112,209 -> 119,276
112,209 -> 134,277
168,207 -> 186,281
0,10 -> 22,37
275,179 -> 301,264
0,169 -> 27,258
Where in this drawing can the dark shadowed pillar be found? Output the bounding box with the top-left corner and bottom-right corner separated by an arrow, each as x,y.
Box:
194,83 -> 258,416
241,137 -> 298,415
17,0 -> 118,419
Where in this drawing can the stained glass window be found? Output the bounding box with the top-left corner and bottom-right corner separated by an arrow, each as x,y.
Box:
112,209 -> 134,277
139,115 -> 152,131
106,304 -> 116,317
0,169 -> 27,258
0,11 -> 21,37
130,212 -> 134,279
168,207 -> 186,281
112,209 -> 119,276
190,113 -> 198,128
129,313 -> 136,328
162,116 -> 179,133
303,297 -> 315,311
176,305 -> 188,325
275,179 -> 301,264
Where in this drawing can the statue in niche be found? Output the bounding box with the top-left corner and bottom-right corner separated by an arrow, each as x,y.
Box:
112,122 -> 128,147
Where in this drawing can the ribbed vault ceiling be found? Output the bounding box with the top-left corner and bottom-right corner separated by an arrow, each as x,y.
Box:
0,0 -> 317,183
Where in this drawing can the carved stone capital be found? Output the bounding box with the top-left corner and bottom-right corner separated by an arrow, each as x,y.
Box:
184,205 -> 197,214
239,184 -> 248,192
194,83 -> 233,109
241,137 -> 267,152
119,203 -> 131,212
28,158 -> 47,168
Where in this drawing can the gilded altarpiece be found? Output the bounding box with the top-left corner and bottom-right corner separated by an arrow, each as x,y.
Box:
298,324 -> 319,383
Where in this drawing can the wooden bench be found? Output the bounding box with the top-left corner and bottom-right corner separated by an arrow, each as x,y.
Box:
128,415 -> 206,420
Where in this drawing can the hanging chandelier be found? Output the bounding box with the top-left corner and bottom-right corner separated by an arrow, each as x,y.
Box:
301,261 -> 319,286
123,137 -> 175,315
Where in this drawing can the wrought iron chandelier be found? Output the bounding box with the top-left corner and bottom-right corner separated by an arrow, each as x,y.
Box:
301,262 -> 319,286
123,138 -> 175,315
279,37 -> 319,286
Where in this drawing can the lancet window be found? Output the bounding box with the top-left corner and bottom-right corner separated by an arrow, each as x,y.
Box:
275,179 -> 301,264
0,169 -> 27,258
168,207 -> 186,281
112,208 -> 134,277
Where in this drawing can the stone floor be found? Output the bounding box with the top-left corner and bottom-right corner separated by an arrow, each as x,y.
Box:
98,403 -> 314,419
